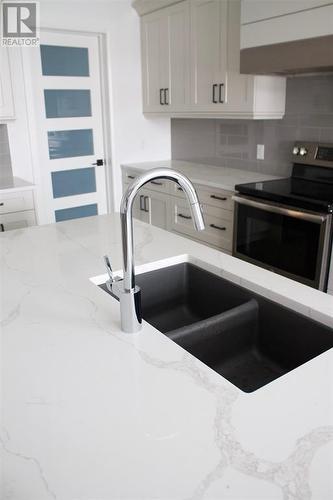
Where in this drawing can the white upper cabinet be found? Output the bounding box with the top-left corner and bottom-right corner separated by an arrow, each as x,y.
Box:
190,0 -> 227,110
139,0 -> 286,118
141,1 -> 190,112
0,47 -> 15,120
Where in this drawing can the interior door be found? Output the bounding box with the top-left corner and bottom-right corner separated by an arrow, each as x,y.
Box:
29,31 -> 108,224
190,0 -> 227,110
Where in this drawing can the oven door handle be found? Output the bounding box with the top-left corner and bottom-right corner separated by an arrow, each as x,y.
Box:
232,195 -> 327,224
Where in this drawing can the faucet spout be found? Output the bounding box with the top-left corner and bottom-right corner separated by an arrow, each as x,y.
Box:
116,168 -> 205,333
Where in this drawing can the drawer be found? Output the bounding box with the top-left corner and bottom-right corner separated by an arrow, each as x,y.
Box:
173,183 -> 234,211
122,168 -> 141,186
122,168 -> 171,194
0,209 -> 36,232
0,190 -> 34,214
170,200 -> 233,252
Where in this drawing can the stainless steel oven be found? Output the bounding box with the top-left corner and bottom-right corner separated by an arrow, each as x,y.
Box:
233,195 -> 332,291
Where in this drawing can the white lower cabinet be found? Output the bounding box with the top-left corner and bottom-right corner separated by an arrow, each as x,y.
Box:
0,189 -> 36,232
122,169 -> 234,252
0,210 -> 36,232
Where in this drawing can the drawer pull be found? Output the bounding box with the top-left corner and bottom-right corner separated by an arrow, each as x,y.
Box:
0,203 -> 4,206
178,213 -> 192,220
210,195 -> 227,201
0,223 -> 4,232
151,181 -> 163,186
128,175 -> 135,179
210,223 -> 226,231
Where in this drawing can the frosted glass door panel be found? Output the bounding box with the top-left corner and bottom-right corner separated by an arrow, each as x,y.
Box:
48,129 -> 94,159
51,167 -> 96,198
44,90 -> 92,118
40,45 -> 89,76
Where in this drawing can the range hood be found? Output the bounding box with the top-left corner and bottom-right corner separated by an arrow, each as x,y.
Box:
240,34 -> 333,75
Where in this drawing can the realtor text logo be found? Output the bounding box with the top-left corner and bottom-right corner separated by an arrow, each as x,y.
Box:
1,2 -> 40,46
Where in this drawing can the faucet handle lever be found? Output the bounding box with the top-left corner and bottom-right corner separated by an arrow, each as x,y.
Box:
103,255 -> 114,281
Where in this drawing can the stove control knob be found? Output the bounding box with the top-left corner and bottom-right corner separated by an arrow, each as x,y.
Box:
292,146 -> 300,155
299,146 -> 308,156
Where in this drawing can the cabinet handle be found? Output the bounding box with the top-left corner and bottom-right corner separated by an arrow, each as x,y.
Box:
0,223 -> 4,232
178,213 -> 192,220
210,194 -> 227,201
128,175 -> 135,180
164,88 -> 169,105
144,196 -> 149,213
151,180 -> 163,186
219,83 -> 224,104
210,223 -> 226,231
212,84 -> 218,103
160,88 -> 165,105
139,195 -> 145,211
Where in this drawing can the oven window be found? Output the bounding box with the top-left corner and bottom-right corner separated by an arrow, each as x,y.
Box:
235,204 -> 321,281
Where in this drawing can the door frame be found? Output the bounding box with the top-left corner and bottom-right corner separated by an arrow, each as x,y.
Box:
22,27 -> 114,224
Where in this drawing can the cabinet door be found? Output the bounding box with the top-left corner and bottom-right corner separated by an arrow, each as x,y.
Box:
168,1 -> 190,111
190,0 -> 227,110
141,10 -> 169,112
149,194 -> 169,230
0,47 -> 15,119
141,189 -> 169,230
134,194 -> 150,223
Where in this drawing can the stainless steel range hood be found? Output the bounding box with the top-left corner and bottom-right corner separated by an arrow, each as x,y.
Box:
240,34 -> 333,75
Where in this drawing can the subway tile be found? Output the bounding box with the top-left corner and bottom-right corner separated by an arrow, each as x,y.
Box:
171,75 -> 333,176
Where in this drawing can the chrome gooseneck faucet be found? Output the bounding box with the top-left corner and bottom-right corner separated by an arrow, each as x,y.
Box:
104,168 -> 205,333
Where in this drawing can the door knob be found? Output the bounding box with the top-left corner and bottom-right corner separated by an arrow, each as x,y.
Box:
92,159 -> 104,166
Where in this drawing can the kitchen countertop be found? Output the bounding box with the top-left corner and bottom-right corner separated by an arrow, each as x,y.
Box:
0,176 -> 35,193
122,160 -> 283,191
1,214 -> 333,499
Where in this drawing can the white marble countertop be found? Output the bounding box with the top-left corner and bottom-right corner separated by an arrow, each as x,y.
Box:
122,160 -> 282,191
1,214 -> 333,500
0,176 -> 35,193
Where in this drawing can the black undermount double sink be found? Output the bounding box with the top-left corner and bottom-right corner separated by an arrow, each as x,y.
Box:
100,263 -> 333,393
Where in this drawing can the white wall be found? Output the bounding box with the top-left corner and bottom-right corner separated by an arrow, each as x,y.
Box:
6,48 -> 36,183
10,0 -> 171,211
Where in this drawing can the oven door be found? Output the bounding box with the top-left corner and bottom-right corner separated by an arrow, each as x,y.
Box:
233,195 -> 332,290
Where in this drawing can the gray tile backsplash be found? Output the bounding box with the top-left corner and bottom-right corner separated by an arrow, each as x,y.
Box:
0,124 -> 13,185
171,74 -> 333,177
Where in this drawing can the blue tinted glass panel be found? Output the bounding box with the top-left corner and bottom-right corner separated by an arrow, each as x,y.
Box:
40,45 -> 89,76
48,129 -> 94,159
51,167 -> 96,198
55,203 -> 98,222
44,90 -> 91,118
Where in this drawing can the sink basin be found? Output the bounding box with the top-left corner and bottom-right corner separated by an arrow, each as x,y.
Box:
99,262 -> 333,392
100,262 -> 251,332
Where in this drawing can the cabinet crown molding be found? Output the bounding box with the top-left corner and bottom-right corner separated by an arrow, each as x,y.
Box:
132,0 -> 182,16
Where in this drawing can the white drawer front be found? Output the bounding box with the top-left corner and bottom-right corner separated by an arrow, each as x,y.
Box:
122,168 -> 170,194
173,183 -> 234,211
170,200 -> 233,251
0,210 -> 36,232
0,190 -> 34,214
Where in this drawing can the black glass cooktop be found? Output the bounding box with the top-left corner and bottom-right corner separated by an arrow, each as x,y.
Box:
235,177 -> 333,213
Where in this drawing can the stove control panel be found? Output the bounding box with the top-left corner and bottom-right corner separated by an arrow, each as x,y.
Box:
292,142 -> 333,168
